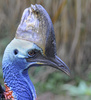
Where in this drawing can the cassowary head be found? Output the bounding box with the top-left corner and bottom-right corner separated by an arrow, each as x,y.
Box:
3,4 -> 70,75
2,4 -> 70,100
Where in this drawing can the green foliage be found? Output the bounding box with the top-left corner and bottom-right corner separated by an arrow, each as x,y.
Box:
30,72 -> 70,95
62,81 -> 91,100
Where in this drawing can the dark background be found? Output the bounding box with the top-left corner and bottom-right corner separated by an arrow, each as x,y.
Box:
0,0 -> 91,100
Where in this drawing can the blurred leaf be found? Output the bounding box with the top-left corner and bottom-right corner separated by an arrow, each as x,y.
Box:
62,81 -> 91,96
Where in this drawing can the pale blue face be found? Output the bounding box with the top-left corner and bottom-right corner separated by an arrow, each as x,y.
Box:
2,38 -> 43,71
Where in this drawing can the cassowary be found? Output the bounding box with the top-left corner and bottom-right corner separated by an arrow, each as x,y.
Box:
0,4 -> 70,100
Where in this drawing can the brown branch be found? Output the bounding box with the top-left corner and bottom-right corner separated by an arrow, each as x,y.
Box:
52,0 -> 67,24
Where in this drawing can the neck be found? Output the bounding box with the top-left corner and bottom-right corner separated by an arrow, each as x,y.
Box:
2,62 -> 36,100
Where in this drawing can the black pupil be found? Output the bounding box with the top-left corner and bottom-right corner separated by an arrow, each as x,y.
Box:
28,50 -> 36,57
14,49 -> 18,55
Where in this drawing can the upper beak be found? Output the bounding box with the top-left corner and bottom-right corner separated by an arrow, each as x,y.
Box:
27,55 -> 70,76
47,56 -> 70,76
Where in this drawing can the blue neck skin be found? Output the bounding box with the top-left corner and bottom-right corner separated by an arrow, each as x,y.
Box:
2,61 -> 36,100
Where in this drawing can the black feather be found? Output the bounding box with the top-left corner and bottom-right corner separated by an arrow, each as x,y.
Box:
0,84 -> 5,99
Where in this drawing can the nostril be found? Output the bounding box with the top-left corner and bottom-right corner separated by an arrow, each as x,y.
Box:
14,49 -> 19,55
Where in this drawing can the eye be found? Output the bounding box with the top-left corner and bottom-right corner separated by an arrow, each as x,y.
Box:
14,49 -> 19,55
28,50 -> 36,57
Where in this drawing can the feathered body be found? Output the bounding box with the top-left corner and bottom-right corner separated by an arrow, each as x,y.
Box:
0,4 -> 70,100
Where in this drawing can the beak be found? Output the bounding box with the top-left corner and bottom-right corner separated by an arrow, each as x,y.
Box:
47,56 -> 70,76
27,55 -> 70,76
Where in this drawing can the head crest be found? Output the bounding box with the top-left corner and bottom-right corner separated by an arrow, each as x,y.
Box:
16,4 -> 56,57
